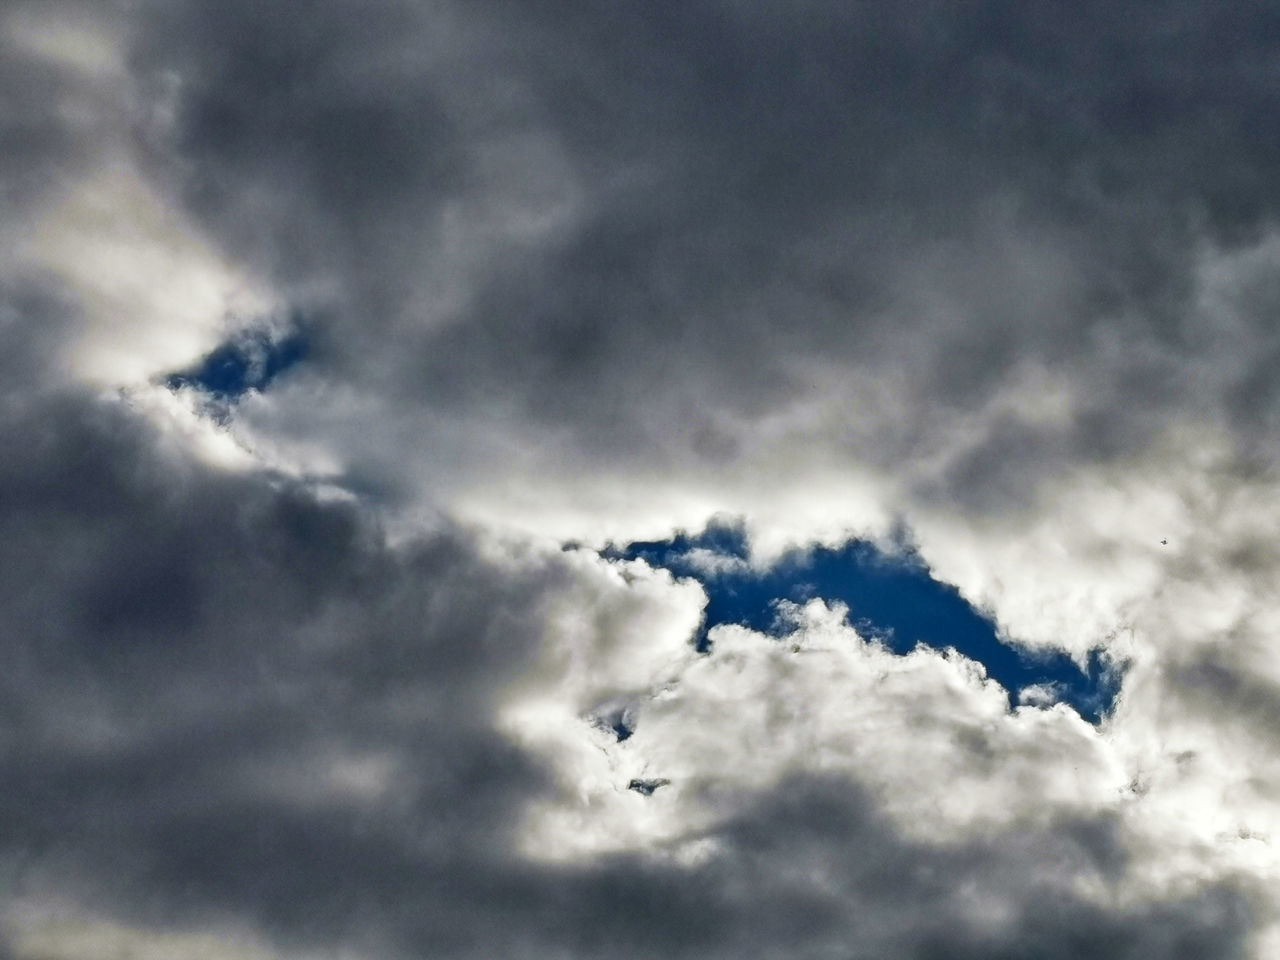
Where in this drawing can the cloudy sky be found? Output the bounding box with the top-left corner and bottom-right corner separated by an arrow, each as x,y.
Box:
5,1 -> 1280,956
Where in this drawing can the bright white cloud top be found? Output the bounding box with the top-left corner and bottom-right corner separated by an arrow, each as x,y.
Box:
4,2 -> 1280,958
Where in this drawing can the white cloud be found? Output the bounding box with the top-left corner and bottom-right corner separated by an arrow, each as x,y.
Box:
512,598 -> 1126,857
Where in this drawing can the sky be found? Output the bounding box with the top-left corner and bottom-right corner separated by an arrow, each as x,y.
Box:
4,1 -> 1280,957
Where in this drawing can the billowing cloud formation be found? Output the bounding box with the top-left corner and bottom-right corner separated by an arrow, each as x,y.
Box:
7,1 -> 1280,957
0,384 -> 1265,959
125,0 -> 1280,530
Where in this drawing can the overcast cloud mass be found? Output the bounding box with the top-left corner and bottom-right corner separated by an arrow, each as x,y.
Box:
6,1 -> 1280,956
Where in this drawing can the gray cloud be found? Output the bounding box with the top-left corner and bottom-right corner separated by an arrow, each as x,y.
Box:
119,0 -> 1280,519
0,4 -> 100,216
8,2 -> 1280,957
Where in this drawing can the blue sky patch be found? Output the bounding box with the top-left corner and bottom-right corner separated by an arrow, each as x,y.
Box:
605,519 -> 1120,724
165,326 -> 309,403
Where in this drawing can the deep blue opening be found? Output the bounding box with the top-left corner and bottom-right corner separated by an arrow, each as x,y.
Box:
165,326 -> 309,401
605,518 -> 1121,724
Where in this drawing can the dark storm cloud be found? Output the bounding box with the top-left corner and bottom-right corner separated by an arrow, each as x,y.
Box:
0,277 -> 80,391
130,0 -> 1280,506
695,776 -> 1253,960
0,380 -> 550,950
129,0 -> 471,317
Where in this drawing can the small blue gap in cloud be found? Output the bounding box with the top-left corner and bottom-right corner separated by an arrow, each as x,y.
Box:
627,778 -> 671,796
604,518 -> 1121,724
592,706 -> 634,742
165,324 -> 309,403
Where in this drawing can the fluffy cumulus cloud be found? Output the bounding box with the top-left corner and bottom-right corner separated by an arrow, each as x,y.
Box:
6,0 -> 1280,957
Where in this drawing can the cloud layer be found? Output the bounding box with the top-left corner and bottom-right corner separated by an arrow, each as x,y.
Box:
6,1 -> 1280,957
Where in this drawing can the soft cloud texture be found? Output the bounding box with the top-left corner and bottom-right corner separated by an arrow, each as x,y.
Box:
6,1 -> 1280,957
